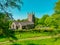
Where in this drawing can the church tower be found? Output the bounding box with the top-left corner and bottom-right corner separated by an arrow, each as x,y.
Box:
28,13 -> 35,22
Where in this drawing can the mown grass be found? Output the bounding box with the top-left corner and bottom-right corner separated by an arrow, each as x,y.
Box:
20,38 -> 60,45
0,32 -> 48,42
14,29 -> 60,39
15,32 -> 51,39
0,29 -> 60,42
3,37 -> 60,45
0,29 -> 60,45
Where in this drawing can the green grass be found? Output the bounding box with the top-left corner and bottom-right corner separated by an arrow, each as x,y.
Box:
0,38 -> 7,42
14,31 -> 54,39
0,30 -> 58,42
20,38 -> 60,45
3,38 -> 60,45
0,30 -> 60,45
0,32 -> 48,42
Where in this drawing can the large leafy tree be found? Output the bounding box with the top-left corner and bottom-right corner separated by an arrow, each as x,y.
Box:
44,16 -> 56,28
0,0 -> 23,19
55,0 -> 60,13
51,0 -> 60,29
0,0 -> 23,39
38,14 -> 49,25
44,0 -> 60,28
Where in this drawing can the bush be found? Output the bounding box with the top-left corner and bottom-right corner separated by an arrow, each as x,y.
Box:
0,29 -> 3,35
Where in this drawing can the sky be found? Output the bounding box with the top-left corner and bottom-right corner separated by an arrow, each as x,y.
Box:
12,0 -> 57,20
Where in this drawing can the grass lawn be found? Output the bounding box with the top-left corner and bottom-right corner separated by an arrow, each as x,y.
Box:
0,31 -> 58,42
14,31 -> 56,39
3,37 -> 60,45
0,30 -> 60,45
16,38 -> 60,45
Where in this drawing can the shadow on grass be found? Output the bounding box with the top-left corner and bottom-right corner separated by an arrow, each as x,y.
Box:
27,43 -> 46,45
2,29 -> 18,42
12,43 -> 22,45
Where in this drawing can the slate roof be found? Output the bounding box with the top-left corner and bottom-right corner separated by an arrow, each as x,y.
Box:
20,21 -> 34,26
13,21 -> 34,26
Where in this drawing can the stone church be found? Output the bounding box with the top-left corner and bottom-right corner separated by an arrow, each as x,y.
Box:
11,13 -> 35,29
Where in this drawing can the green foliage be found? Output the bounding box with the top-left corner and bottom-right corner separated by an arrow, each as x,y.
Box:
44,13 -> 60,29
55,0 -> 60,13
34,0 -> 60,29
38,14 -> 49,25
0,0 -> 23,40
0,0 -> 23,11
16,19 -> 21,22
21,19 -> 27,22
35,1 -> 60,29
35,17 -> 39,26
0,0 -> 23,22
0,13 -> 9,30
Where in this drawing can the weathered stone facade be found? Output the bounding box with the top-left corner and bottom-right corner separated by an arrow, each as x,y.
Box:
11,13 -> 35,29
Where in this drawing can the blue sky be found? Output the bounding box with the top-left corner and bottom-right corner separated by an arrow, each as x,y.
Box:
12,0 -> 57,20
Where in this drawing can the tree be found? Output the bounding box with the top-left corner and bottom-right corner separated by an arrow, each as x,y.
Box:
0,0 -> 23,29
0,0 -> 23,40
38,14 -> 49,25
43,0 -> 60,29
44,16 -> 56,28
35,17 -> 39,26
52,14 -> 60,29
21,19 -> 27,22
0,0 -> 23,19
44,13 -> 60,29
51,0 -> 60,29
55,0 -> 60,13
16,19 -> 21,22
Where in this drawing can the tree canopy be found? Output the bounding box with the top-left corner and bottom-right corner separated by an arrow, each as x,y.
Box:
55,0 -> 60,13
0,0 -> 23,40
0,0 -> 23,19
